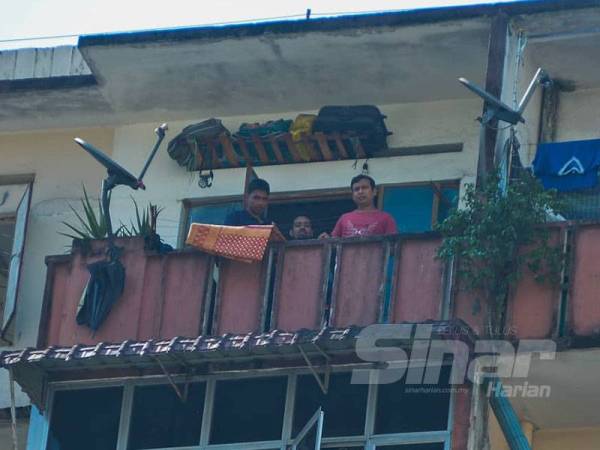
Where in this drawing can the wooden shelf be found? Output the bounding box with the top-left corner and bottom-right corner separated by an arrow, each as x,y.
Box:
188,131 -> 369,171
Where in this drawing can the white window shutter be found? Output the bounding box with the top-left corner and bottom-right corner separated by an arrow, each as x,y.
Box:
2,183 -> 32,333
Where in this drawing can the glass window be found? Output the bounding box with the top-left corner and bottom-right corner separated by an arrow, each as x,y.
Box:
46,387 -> 122,450
128,382 -> 205,449
294,373 -> 368,438
375,365 -> 451,434
210,376 -> 287,444
381,184 -> 458,232
0,182 -> 31,341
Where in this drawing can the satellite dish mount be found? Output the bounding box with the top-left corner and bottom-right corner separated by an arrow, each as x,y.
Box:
459,68 -> 551,125
74,123 -> 168,257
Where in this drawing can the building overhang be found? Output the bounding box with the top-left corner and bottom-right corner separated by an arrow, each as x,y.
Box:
1,320 -> 475,411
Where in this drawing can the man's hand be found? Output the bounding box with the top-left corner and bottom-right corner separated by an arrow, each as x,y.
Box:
318,232 -> 330,239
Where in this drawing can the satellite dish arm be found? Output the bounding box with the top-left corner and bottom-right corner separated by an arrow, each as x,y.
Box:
517,68 -> 549,114
138,123 -> 168,182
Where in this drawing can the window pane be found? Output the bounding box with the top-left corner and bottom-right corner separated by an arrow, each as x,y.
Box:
210,376 -> 287,444
128,382 -> 205,449
47,387 -> 122,450
294,373 -> 367,438
382,186 -> 434,232
375,365 -> 451,434
188,202 -> 242,227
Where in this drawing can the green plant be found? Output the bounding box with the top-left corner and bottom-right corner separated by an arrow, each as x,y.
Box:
61,186 -> 111,240
121,198 -> 164,238
436,171 -> 564,337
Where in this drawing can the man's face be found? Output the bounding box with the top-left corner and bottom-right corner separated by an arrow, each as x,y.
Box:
351,178 -> 376,208
247,189 -> 269,216
290,216 -> 314,239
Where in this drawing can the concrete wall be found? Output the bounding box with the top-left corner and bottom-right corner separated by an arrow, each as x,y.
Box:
107,98 -> 482,246
0,127 -> 114,407
533,427 -> 600,450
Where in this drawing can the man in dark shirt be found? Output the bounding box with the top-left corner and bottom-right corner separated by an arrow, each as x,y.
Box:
224,178 -> 272,226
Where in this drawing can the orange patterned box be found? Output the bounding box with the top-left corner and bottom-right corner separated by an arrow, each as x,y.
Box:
186,223 -> 285,263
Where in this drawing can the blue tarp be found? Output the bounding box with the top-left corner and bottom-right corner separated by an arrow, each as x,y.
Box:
533,139 -> 600,192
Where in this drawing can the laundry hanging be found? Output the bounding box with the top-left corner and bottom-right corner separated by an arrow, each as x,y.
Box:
532,138 -> 600,192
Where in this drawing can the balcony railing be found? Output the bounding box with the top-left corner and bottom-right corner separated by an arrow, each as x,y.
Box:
37,223 -> 600,348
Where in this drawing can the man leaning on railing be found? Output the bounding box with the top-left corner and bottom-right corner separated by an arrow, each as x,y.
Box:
319,174 -> 397,239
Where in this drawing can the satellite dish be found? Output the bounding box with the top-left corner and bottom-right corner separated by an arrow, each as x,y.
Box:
459,68 -> 550,125
74,138 -> 142,189
73,123 -> 168,244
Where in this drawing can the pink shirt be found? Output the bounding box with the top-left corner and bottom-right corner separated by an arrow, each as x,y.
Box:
331,210 -> 398,238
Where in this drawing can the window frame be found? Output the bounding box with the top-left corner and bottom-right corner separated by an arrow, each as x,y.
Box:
377,179 -> 460,230
179,188 -> 351,248
37,363 -> 456,450
179,180 -> 461,247
0,176 -> 34,343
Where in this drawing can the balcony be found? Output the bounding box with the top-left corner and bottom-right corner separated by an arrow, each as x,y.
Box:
37,223 -> 600,348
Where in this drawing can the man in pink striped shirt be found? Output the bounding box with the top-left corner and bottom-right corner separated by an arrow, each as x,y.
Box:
321,174 -> 398,238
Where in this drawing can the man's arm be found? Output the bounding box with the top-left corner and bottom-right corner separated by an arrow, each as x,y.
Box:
384,213 -> 398,234
319,216 -> 343,239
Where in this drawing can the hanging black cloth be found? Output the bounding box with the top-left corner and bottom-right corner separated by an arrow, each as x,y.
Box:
76,256 -> 125,333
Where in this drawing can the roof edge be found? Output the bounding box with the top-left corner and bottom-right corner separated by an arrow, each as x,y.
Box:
78,0 -> 600,48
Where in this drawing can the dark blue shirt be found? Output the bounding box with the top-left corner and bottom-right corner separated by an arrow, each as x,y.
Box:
224,209 -> 271,226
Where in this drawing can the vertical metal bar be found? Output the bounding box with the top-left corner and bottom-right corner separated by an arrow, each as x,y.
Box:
327,243 -> 343,327
116,381 -> 134,450
39,388 -> 54,450
440,256 -> 456,321
153,255 -> 168,337
199,378 -> 216,447
211,261 -> 223,336
8,367 -> 18,450
259,246 -> 276,332
444,380 -> 457,450
281,374 -> 297,447
377,241 -> 393,323
201,257 -> 216,335
556,226 -> 574,338
387,238 -> 402,324
270,245 -> 285,330
364,370 -> 378,440
319,243 -> 333,328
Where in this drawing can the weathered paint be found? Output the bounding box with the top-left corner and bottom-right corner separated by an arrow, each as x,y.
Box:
452,384 -> 472,450
453,287 -> 488,337
43,238 -> 211,346
570,226 -> 600,336
330,242 -> 385,327
392,238 -> 443,323
273,245 -> 325,331
214,258 -> 265,334
507,230 -> 562,339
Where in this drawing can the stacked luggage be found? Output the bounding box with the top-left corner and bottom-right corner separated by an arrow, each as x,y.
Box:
167,105 -> 392,172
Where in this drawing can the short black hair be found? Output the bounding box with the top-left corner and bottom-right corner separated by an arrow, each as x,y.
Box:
248,178 -> 270,195
350,174 -> 376,189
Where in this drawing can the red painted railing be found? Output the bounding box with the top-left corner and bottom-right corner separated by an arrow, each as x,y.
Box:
38,224 -> 600,348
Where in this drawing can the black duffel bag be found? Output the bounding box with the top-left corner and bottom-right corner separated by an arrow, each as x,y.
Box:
313,105 -> 392,155
167,119 -> 229,171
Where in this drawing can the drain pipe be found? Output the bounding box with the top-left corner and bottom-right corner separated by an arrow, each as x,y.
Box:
487,379 -> 532,450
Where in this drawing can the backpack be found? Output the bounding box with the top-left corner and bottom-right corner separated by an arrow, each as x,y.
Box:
167,119 -> 229,171
313,105 -> 392,155
290,114 -> 317,161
